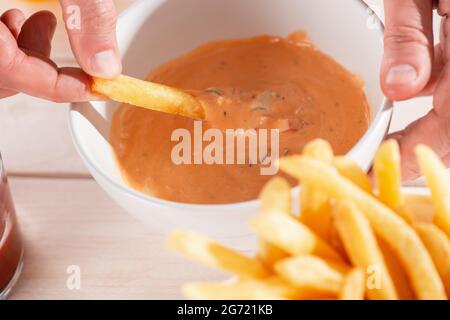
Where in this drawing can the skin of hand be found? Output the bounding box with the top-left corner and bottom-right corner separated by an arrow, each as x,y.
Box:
382,0 -> 450,180
0,0 -> 121,102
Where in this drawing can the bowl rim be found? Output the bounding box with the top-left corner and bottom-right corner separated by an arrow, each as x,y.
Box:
69,0 -> 393,211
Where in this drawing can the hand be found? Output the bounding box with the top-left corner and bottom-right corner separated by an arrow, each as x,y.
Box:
0,0 -> 121,102
381,0 -> 450,180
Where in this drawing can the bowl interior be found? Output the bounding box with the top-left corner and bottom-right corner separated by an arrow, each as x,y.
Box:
70,0 -> 385,205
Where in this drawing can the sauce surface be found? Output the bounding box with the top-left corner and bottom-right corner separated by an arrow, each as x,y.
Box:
111,33 -> 370,204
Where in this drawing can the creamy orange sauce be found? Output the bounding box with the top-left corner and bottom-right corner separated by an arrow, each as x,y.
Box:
111,33 -> 370,204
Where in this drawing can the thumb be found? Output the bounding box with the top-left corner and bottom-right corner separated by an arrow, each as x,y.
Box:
381,0 -> 434,101
59,0 -> 122,78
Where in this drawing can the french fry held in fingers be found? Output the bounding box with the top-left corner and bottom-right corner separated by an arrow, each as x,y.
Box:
167,229 -> 269,278
333,201 -> 398,300
279,156 -> 446,299
416,145 -> 450,239
339,268 -> 366,300
91,75 -> 205,119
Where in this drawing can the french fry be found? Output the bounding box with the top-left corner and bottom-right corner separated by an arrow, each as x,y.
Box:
183,277 -> 335,300
299,187 -> 332,238
339,268 -> 366,300
303,139 -> 334,162
260,177 -> 292,214
415,223 -> 450,297
182,278 -> 293,300
330,157 -> 373,258
91,75 -> 205,119
299,186 -> 333,239
257,177 -> 290,269
279,156 -> 447,299
300,139 -> 335,247
171,139 -> 450,300
275,255 -> 343,294
377,237 -> 415,300
257,239 -> 288,271
333,156 -> 372,193
416,145 -> 450,239
167,229 -> 269,278
334,201 -> 398,300
373,140 -> 403,209
400,194 -> 435,224
250,212 -> 344,263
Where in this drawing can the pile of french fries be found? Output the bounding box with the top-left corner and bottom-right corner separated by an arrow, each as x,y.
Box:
168,139 -> 450,300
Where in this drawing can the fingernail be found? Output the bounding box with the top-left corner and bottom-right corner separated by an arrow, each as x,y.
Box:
90,50 -> 121,78
386,64 -> 418,85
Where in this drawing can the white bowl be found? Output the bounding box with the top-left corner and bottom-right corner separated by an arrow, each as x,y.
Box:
69,0 -> 392,246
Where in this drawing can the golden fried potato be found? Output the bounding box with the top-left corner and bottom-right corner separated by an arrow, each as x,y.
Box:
339,268 -> 366,300
334,201 -> 398,299
415,223 -> 450,297
279,156 -> 446,300
416,145 -> 450,239
91,75 -> 205,119
167,229 -> 268,278
251,212 -> 344,263
374,140 -> 402,209
275,255 -> 343,294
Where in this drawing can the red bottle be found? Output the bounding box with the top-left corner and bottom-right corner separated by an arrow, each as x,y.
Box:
0,154 -> 23,299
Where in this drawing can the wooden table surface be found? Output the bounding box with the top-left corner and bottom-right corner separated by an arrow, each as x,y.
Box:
7,177 -> 223,300
0,0 -> 443,299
